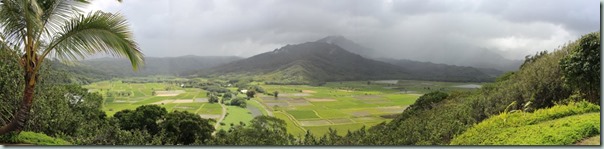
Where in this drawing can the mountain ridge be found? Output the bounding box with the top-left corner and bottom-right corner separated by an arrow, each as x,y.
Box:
191,41 -> 413,84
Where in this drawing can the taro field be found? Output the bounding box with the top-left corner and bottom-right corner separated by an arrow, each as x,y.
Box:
84,78 -> 482,137
255,80 -> 483,137
83,80 -> 223,119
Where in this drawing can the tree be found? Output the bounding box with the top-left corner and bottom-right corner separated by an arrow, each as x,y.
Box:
208,93 -> 219,103
246,90 -> 256,98
560,32 -> 601,104
160,111 -> 214,145
273,91 -> 279,98
113,105 -> 167,135
211,116 -> 294,145
229,97 -> 247,108
0,0 -> 143,134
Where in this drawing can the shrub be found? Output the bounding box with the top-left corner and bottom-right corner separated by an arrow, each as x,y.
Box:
0,131 -> 71,145
451,101 -> 600,145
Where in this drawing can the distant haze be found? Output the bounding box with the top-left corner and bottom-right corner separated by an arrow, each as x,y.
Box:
89,0 -> 599,63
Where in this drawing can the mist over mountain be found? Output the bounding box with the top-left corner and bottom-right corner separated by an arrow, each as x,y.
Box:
378,58 -> 502,81
377,45 -> 523,71
316,36 -> 378,58
316,35 -> 521,72
82,55 -> 242,77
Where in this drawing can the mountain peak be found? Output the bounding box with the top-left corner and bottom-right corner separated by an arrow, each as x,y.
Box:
316,35 -> 376,58
317,35 -> 349,44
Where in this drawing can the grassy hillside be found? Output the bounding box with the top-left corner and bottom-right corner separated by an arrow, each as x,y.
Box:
450,101 -> 600,145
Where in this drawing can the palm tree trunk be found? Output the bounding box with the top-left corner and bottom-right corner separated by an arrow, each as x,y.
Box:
0,73 -> 36,135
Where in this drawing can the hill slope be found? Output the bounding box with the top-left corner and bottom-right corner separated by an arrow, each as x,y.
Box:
195,42 -> 412,83
450,101 -> 600,145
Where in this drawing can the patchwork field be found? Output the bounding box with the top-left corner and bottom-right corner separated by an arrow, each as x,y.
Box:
85,77 -> 483,137
83,79 -> 222,117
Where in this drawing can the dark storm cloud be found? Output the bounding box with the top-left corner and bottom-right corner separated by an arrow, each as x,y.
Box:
90,0 -> 600,61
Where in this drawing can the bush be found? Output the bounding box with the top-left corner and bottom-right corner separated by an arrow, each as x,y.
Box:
230,97 -> 247,108
0,131 -> 71,145
451,101 -> 600,145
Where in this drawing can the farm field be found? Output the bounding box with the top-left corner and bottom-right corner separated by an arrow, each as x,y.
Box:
255,80 -> 482,136
84,77 -> 483,137
83,78 -> 222,118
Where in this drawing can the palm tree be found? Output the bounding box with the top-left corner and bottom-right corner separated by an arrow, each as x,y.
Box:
0,0 -> 143,134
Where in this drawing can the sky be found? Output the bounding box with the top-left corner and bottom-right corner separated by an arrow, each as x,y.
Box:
88,0 -> 600,61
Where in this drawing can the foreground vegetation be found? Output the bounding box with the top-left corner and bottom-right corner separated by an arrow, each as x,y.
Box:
0,131 -> 71,145
451,101 -> 600,145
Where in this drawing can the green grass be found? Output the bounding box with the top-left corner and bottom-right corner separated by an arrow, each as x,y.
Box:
0,131 -> 71,145
248,99 -> 269,116
221,106 -> 254,131
314,109 -> 349,118
451,101 -> 601,145
286,110 -> 320,119
258,80 -> 442,137
85,78 -> 208,116
198,103 -> 223,115
384,94 -> 420,105
274,111 -> 306,137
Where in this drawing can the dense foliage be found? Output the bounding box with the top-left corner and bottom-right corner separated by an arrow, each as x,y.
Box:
560,32 -> 601,104
211,116 -> 295,145
159,111 -> 214,145
451,101 -> 600,145
113,105 -> 168,135
0,131 -> 71,145
228,97 -> 247,108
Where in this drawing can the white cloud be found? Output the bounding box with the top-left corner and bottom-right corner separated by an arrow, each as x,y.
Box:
86,0 -> 599,61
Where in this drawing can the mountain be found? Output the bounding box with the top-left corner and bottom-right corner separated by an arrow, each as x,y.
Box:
82,55 -> 242,77
317,36 -> 377,58
193,42 -> 412,84
398,47 -> 523,72
449,49 -> 523,72
379,58 -> 501,82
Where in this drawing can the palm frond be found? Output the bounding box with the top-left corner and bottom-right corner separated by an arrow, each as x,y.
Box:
37,0 -> 90,40
0,0 -> 28,47
42,11 -> 144,70
0,0 -> 44,51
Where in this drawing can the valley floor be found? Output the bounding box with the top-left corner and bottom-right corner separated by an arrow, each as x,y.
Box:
84,77 -> 483,136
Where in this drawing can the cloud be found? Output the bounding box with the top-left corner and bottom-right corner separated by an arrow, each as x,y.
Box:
88,0 -> 600,61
